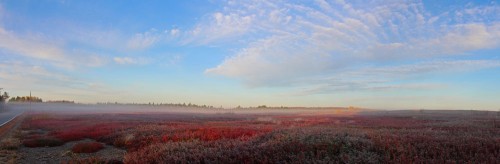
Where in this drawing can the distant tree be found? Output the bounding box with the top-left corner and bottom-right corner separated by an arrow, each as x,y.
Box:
2,92 -> 8,100
8,96 -> 42,102
0,89 -> 9,103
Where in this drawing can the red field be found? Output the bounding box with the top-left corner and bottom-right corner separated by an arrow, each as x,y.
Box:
18,110 -> 500,163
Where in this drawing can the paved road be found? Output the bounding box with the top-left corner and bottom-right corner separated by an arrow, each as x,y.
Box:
0,104 -> 26,126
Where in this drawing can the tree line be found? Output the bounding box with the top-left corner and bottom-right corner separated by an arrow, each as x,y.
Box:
9,96 -> 43,102
97,102 -> 216,108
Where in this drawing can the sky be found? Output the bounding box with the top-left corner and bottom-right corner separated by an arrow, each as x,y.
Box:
0,0 -> 499,110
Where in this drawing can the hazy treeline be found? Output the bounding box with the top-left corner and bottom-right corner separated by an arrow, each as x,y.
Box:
97,102 -> 217,109
8,96 -> 43,102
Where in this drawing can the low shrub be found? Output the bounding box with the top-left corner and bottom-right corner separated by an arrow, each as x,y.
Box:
71,142 -> 104,153
23,137 -> 64,147
62,157 -> 123,164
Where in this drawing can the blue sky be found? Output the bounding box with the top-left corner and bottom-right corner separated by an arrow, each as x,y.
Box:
0,0 -> 499,109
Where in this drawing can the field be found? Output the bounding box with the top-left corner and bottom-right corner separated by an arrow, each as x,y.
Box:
3,107 -> 500,163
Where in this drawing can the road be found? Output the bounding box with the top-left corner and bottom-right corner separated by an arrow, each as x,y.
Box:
0,104 -> 26,127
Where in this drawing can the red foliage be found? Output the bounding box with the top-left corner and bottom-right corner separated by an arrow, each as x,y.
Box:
51,130 -> 87,142
21,112 -> 500,163
21,115 -> 134,145
71,142 -> 104,153
160,127 -> 265,142
49,123 -> 123,142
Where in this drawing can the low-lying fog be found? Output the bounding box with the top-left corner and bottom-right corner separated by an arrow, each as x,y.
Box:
3,102 -> 361,115
2,103 -> 497,118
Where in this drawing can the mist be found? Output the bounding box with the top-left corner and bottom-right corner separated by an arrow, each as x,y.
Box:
4,102 -> 365,115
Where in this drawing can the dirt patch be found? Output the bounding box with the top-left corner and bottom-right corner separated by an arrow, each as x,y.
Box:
0,114 -> 25,163
18,139 -> 125,164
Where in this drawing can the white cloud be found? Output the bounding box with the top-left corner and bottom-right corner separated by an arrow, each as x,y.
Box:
113,56 -> 148,65
113,57 -> 134,64
360,23 -> 500,60
206,34 -> 337,86
426,23 -> 500,53
184,11 -> 255,44
199,0 -> 500,90
170,28 -> 180,36
126,27 -> 183,49
127,29 -> 162,50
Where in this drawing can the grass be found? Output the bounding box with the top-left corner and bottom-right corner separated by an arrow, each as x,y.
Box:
0,130 -> 22,164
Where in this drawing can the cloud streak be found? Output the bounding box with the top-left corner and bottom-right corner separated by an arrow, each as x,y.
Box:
0,61 -> 116,99
113,56 -> 149,65
0,28 -> 67,63
0,26 -> 111,69
293,59 -> 500,95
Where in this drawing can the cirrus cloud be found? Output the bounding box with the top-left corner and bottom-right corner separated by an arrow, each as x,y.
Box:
198,0 -> 500,92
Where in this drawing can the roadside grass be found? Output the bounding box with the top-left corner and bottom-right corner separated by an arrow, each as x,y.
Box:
0,130 -> 22,164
